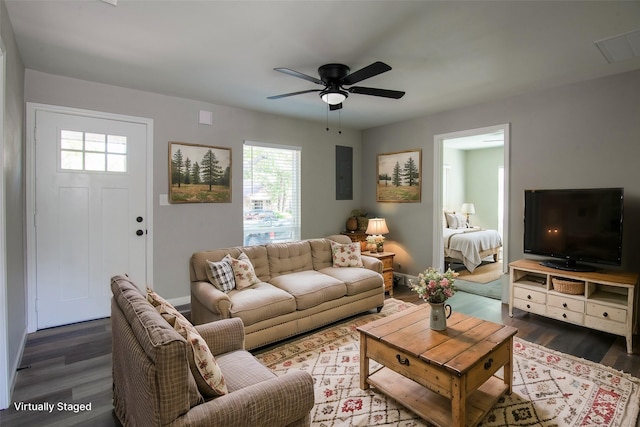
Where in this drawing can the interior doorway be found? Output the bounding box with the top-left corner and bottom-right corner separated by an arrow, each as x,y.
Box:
432,124 -> 510,273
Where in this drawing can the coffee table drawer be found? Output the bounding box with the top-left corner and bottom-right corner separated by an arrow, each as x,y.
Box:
465,340 -> 510,392
366,338 -> 453,398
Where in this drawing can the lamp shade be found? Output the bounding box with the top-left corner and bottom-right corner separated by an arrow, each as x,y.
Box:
365,218 -> 389,235
461,203 -> 476,215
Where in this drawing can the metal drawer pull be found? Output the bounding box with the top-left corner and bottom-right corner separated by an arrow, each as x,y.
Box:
603,312 -> 609,318
562,313 -> 567,318
526,304 -> 531,309
527,295 -> 532,300
562,303 -> 567,308
396,355 -> 410,366
484,358 -> 494,370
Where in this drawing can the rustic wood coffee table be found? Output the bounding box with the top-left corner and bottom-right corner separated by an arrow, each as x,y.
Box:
358,305 -> 517,427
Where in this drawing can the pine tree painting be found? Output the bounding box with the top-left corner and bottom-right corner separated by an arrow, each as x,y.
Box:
376,150 -> 421,202
169,142 -> 232,203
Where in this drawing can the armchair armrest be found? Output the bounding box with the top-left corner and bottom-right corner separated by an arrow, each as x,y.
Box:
361,255 -> 383,274
195,318 -> 245,355
190,281 -> 231,318
176,370 -> 314,427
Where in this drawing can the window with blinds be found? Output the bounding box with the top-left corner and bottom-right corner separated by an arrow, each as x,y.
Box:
243,142 -> 300,246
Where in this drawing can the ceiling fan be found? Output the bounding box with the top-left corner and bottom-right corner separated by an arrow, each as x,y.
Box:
267,61 -> 405,110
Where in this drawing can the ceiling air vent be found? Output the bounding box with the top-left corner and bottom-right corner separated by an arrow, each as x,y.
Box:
595,28 -> 640,64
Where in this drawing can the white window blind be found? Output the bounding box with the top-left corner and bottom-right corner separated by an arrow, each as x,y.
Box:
243,142 -> 300,246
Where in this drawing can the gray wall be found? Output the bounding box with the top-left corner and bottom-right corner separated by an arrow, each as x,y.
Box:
1,0 -> 26,399
25,70 -> 363,300
466,146 -> 503,230
363,69 -> 640,275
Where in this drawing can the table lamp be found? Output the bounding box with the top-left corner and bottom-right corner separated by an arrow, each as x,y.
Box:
365,218 -> 389,252
461,203 -> 475,227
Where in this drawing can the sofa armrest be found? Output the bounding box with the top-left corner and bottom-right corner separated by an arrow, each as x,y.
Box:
190,281 -> 231,318
176,370 -> 314,427
195,318 -> 245,355
361,255 -> 383,274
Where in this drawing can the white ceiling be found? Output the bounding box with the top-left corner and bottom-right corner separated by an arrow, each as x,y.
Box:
5,1 -> 640,130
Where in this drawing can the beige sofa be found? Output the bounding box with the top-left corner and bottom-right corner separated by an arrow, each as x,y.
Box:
190,235 -> 385,349
111,275 -> 314,426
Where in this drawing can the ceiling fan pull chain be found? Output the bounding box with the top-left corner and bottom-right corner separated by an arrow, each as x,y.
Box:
326,103 -> 330,132
338,109 -> 342,135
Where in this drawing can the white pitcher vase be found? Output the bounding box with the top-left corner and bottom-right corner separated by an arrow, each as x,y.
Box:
429,302 -> 452,331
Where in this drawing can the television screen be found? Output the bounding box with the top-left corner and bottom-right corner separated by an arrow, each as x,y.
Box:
524,188 -> 623,271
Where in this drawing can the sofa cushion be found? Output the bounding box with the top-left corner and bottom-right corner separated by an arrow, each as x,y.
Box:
215,350 -> 276,393
228,282 -> 296,326
148,289 -> 228,398
308,238 -> 333,270
266,241 -> 313,278
269,270 -> 346,310
206,260 -> 236,292
318,266 -> 384,296
223,253 -> 260,290
330,240 -> 364,268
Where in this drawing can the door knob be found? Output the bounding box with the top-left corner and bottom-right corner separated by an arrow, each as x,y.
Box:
136,230 -> 144,236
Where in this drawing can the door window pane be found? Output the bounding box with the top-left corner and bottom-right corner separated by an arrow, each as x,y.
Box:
60,130 -> 127,173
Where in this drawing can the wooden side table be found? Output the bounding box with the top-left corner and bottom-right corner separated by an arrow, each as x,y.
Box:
341,231 -> 367,243
341,231 -> 368,251
365,251 -> 395,296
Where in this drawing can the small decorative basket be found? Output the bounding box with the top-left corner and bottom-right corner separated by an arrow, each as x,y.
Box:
552,278 -> 585,295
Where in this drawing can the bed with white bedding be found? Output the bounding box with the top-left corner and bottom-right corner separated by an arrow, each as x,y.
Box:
443,227 -> 502,273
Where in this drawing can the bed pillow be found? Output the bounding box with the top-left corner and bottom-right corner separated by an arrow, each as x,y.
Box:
330,240 -> 364,268
445,212 -> 468,229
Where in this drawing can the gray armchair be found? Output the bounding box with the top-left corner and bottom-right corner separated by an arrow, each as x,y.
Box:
111,275 -> 314,426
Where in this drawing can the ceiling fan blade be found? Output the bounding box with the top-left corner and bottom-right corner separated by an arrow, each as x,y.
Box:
329,103 -> 343,111
348,86 -> 405,99
267,89 -> 322,100
274,68 -> 323,85
341,61 -> 391,85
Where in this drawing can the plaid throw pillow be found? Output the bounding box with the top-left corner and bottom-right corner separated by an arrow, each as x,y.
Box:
206,260 -> 236,292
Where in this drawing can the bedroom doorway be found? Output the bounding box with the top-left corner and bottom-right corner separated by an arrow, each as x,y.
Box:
432,124 -> 510,274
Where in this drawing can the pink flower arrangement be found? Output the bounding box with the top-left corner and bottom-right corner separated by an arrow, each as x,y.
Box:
410,267 -> 458,304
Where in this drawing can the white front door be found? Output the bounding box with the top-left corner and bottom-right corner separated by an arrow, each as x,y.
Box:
34,110 -> 148,329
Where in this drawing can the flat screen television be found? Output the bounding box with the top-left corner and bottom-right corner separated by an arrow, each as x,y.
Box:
523,188 -> 624,272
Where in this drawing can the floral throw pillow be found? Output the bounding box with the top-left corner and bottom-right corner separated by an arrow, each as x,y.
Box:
153,299 -> 228,398
222,252 -> 260,289
206,259 -> 236,292
330,241 -> 364,268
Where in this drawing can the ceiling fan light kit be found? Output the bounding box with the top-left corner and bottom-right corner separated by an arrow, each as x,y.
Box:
320,89 -> 347,105
268,61 -> 404,110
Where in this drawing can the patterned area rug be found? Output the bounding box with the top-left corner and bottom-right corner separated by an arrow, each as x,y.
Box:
254,299 -> 640,427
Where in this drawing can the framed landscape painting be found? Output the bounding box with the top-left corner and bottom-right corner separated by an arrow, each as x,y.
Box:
376,149 -> 421,202
169,141 -> 231,203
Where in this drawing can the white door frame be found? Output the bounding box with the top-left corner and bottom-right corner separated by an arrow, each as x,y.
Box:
432,123 -> 510,272
25,103 -> 154,333
0,35 -> 9,410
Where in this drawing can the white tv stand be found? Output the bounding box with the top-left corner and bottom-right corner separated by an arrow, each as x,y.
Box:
509,259 -> 639,354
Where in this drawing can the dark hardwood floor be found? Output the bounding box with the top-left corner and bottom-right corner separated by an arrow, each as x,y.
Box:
1,287 -> 639,426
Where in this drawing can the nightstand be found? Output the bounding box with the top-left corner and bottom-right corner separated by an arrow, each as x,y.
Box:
365,251 -> 395,296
